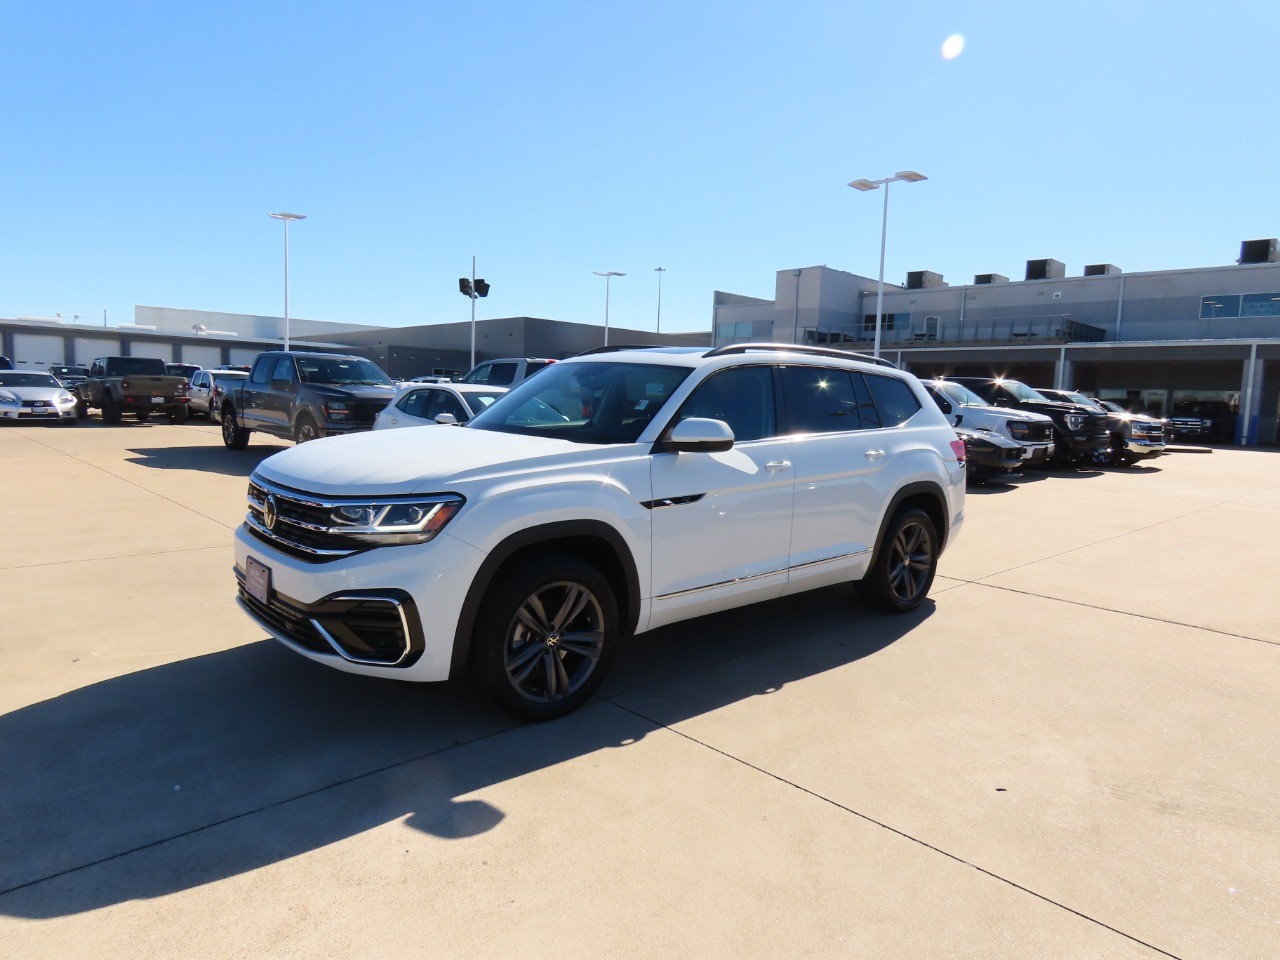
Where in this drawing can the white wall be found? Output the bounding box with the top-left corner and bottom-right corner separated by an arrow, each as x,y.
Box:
12,333 -> 66,368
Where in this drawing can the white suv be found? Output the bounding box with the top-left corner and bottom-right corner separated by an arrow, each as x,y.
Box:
234,344 -> 966,719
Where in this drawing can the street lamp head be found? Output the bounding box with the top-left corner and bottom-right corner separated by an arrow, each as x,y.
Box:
654,266 -> 665,273
593,270 -> 625,278
847,179 -> 878,192
269,212 -> 307,222
895,170 -> 928,183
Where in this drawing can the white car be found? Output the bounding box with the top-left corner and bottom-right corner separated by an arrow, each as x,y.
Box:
188,369 -> 249,419
920,378 -> 1056,464
0,371 -> 79,424
373,382 -> 508,430
234,344 -> 966,720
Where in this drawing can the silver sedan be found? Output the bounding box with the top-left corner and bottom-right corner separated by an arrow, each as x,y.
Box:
373,383 -> 508,430
0,371 -> 79,424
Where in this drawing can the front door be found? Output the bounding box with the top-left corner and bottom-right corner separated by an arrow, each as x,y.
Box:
647,365 -> 794,630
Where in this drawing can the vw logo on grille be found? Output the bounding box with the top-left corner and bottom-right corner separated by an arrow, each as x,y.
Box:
264,494 -> 279,531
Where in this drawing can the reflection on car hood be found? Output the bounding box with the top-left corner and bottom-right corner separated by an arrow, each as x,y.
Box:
0,386 -> 70,402
255,426 -> 634,496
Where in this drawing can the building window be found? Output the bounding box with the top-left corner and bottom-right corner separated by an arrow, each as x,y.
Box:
716,320 -> 754,340
862,313 -> 901,333
1240,293 -> 1280,317
1200,295 -> 1242,319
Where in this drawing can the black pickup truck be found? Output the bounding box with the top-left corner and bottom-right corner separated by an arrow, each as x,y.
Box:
218,351 -> 398,449
947,377 -> 1110,466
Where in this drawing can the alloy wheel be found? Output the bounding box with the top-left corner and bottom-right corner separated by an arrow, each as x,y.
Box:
503,581 -> 605,704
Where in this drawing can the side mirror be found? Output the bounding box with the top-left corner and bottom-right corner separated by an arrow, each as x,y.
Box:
654,417 -> 735,454
434,413 -> 458,425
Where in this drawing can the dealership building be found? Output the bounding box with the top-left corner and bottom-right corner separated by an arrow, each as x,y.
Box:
712,239 -> 1280,444
5,238 -> 1280,444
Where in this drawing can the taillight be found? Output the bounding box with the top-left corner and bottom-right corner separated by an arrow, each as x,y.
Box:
949,438 -> 967,464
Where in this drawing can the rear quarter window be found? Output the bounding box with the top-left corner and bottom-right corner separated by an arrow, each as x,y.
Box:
864,374 -> 922,427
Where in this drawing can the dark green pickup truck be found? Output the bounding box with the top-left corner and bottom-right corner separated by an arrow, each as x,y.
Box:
76,356 -> 191,424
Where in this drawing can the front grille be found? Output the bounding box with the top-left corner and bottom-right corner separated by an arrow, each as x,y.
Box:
1131,422 -> 1164,441
237,575 -> 421,666
1086,413 -> 1109,434
21,400 -> 51,408
1029,422 -> 1053,443
1001,446 -> 1023,463
246,477 -> 369,562
351,400 -> 390,424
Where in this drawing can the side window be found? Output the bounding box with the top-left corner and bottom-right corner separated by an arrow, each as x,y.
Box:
397,390 -> 430,418
249,357 -> 273,385
486,362 -> 518,386
779,365 -> 860,434
676,366 -> 776,442
864,373 -> 922,427
424,391 -> 468,421
271,357 -> 297,383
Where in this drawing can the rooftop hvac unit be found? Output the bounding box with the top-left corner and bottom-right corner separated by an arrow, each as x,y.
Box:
973,273 -> 1009,285
1084,264 -> 1122,276
906,270 -> 946,289
1238,239 -> 1279,264
1025,259 -> 1066,281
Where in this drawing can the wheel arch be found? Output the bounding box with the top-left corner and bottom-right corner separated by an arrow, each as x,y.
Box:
869,481 -> 950,567
449,520 -> 641,679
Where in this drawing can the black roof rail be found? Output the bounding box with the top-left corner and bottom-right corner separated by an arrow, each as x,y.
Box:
573,344 -> 664,357
703,342 -> 898,369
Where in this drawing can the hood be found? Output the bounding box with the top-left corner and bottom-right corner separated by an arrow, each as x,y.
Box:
1022,399 -> 1099,417
0,386 -> 72,402
255,426 -> 632,496
306,383 -> 396,401
963,404 -> 1055,424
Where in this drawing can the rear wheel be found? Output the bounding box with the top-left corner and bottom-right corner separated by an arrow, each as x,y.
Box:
471,554 -> 618,721
135,410 -> 151,423
221,407 -> 251,449
167,405 -> 189,425
101,398 -> 122,424
74,398 -> 88,419
857,507 -> 938,613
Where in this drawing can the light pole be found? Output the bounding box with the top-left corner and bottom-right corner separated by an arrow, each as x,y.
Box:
592,271 -> 625,346
654,267 -> 666,334
847,171 -> 927,358
458,257 -> 491,371
268,212 -> 307,350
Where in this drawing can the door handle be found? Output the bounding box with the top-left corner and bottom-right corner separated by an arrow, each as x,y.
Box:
765,460 -> 792,472
865,449 -> 886,461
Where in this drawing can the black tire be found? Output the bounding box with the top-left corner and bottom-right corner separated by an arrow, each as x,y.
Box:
135,410 -> 151,423
221,407 -> 251,449
293,415 -> 321,444
74,399 -> 88,419
101,398 -> 122,425
470,554 -> 618,721
857,507 -> 939,613
168,405 -> 189,425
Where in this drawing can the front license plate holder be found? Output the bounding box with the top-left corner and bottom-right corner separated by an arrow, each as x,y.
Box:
245,556 -> 271,605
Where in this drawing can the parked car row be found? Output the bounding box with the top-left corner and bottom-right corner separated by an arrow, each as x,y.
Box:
920,376 -> 1172,481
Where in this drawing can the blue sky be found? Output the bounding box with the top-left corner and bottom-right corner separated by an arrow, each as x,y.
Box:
2,1 -> 1276,335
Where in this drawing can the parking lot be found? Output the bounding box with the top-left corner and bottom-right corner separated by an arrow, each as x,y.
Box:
1,419 -> 1277,959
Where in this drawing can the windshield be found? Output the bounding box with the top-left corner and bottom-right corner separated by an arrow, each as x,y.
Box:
1097,400 -> 1125,413
468,360 -> 693,444
211,372 -> 248,386
50,366 -> 88,377
1001,380 -> 1052,402
935,381 -> 989,407
0,373 -> 60,388
297,357 -> 394,386
1058,391 -> 1104,410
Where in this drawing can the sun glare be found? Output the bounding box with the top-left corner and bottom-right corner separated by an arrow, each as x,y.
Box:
941,34 -> 965,61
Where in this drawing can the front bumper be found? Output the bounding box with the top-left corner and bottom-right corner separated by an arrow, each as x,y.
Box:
0,402 -> 76,421
1122,437 -> 1165,459
233,524 -> 485,682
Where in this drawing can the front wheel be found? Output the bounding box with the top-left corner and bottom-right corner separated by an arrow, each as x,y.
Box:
101,398 -> 122,425
857,507 -> 939,613
293,415 -> 321,444
167,405 -> 189,425
470,554 -> 619,721
221,408 -> 251,449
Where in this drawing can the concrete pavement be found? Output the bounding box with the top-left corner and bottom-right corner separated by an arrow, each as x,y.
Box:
1,419 -> 1276,958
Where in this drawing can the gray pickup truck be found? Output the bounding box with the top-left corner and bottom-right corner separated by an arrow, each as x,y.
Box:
218,351 -> 397,449
76,357 -> 191,424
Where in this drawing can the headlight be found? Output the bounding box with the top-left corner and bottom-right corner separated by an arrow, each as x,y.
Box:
327,496 -> 463,545
1065,414 -> 1086,431
324,401 -> 349,421
56,392 -> 76,404
1007,420 -> 1032,440
0,390 -> 17,403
